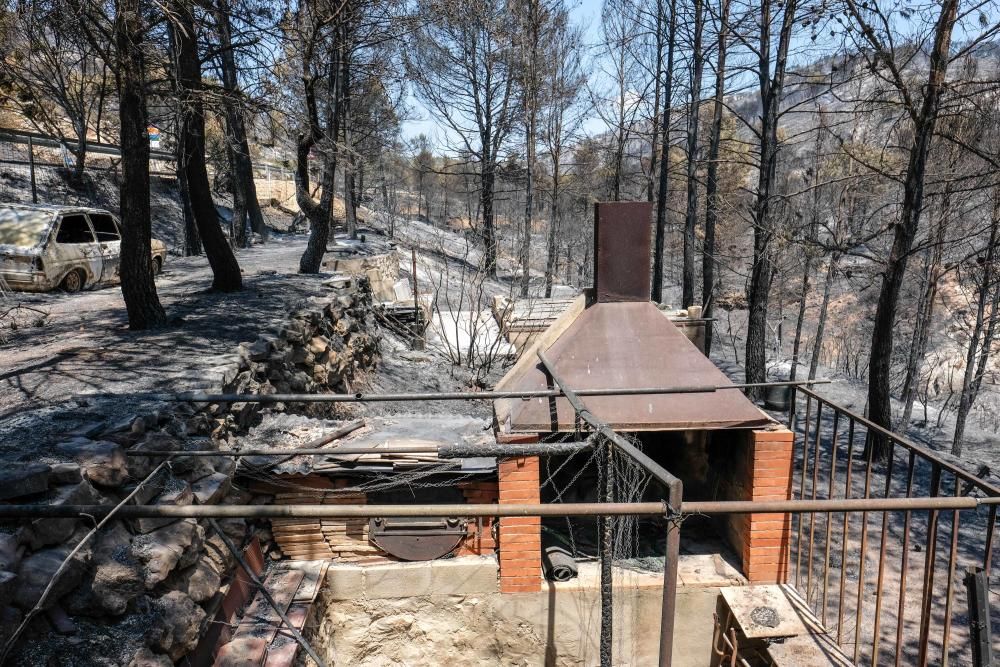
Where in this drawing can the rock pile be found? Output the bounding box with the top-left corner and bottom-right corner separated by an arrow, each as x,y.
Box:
0,284 -> 381,665
220,285 -> 379,427
0,422 -> 236,665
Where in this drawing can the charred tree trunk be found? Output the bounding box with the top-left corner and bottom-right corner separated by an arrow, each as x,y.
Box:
545,165 -> 560,298
790,124 -> 823,382
647,0 -> 665,204
114,0 -> 166,329
681,0 -> 704,309
745,0 -> 797,399
953,196 -> 1000,455
808,253 -> 837,381
342,22 -> 358,241
702,0 -> 729,356
216,0 -> 267,245
298,15 -> 343,274
898,206 -> 947,430
866,0 -> 958,458
481,165 -> 498,276
651,0 -> 677,303
171,0 -> 242,292
176,134 -> 201,256
520,103 -> 536,298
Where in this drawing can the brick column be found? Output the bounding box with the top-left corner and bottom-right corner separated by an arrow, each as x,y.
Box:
498,456 -> 542,593
456,481 -> 499,556
743,428 -> 794,583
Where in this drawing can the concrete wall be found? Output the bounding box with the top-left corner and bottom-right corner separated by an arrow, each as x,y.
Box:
313,557 -> 724,666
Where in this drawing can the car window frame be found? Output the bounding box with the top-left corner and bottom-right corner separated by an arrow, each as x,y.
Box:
54,213 -> 97,245
88,212 -> 121,243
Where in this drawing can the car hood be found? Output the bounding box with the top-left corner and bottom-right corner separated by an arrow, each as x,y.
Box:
151,239 -> 166,253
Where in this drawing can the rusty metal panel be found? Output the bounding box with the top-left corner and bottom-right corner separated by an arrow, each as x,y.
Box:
594,201 -> 653,303
506,302 -> 772,432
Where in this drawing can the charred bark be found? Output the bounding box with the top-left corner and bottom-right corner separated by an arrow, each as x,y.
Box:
216,0 -> 267,246
171,0 -> 242,292
651,0 -> 676,303
681,0 -> 704,309
865,0 -> 958,457
298,8 -> 343,274
744,0 -> 797,399
953,196 -> 1000,455
114,0 -> 166,329
701,0 -> 729,356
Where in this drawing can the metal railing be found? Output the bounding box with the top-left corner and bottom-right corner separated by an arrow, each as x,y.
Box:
787,386 -> 1000,666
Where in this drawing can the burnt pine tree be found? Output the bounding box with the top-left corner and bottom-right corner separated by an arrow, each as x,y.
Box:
113,0 -> 167,328
681,0 -> 705,309
842,0 -> 960,456
215,0 -> 268,246
297,0 -> 344,274
651,0 -> 677,303
701,0 -> 730,355
170,0 -> 243,291
743,0 -> 797,399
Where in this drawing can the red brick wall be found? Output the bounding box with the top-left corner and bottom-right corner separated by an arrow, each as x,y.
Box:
497,456 -> 542,593
455,481 -> 499,557
743,429 -> 794,583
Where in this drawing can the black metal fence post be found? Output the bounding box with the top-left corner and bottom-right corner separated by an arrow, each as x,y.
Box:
964,566 -> 994,667
27,136 -> 37,203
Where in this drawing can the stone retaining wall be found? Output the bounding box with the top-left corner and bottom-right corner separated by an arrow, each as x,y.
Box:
0,282 -> 380,666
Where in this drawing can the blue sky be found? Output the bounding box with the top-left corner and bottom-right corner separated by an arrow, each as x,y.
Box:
400,0 -> 605,144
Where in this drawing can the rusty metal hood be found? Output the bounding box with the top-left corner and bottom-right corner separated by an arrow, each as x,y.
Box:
495,301 -> 772,433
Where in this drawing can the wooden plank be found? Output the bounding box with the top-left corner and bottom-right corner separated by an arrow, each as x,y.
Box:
719,584 -> 825,640
493,292 -> 587,426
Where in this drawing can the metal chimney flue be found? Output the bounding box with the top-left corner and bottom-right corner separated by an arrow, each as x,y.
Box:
593,201 -> 653,303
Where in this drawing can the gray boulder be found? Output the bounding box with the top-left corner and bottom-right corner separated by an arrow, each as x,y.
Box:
22,480 -> 101,550
127,647 -> 173,667
146,591 -> 206,661
13,541 -> 92,610
56,438 -> 127,488
0,464 -> 50,500
131,519 -> 204,589
64,522 -> 143,617
164,555 -> 222,604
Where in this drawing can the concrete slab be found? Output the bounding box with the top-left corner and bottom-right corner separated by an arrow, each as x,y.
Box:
365,560 -> 435,599
428,557 -> 498,595
324,564 -> 364,601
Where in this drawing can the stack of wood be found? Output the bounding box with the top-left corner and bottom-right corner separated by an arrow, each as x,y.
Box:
312,439 -> 449,473
269,479 -> 383,561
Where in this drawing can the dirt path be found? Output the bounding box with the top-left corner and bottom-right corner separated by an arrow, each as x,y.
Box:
0,234 -> 336,457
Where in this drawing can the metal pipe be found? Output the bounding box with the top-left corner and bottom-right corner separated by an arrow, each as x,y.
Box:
125,441 -> 595,459
599,440 -> 613,667
658,477 -> 684,667
0,496 -> 994,521
86,379 -> 833,405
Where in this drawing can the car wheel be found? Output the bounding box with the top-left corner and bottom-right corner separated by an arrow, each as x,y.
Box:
153,256 -> 163,275
61,269 -> 84,293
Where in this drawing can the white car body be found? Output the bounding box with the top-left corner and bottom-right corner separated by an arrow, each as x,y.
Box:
0,204 -> 166,293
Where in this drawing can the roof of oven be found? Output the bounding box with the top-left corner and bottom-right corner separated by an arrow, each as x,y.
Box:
493,297 -> 774,433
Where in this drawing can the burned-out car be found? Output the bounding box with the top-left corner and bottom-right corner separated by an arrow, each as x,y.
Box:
0,204 -> 167,293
